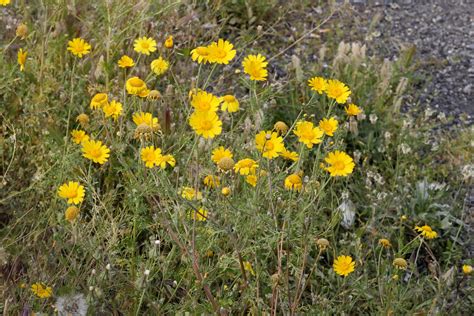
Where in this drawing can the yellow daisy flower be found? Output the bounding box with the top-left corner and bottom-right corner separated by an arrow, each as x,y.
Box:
462,264 -> 473,275
414,225 -> 438,239
345,103 -> 362,116
207,39 -> 236,64
164,35 -> 173,49
211,146 -> 233,164
221,187 -> 231,196
133,36 -> 157,55
220,95 -> 240,112
284,173 -> 303,191
255,131 -> 284,159
378,238 -> 392,248
58,181 -> 85,205
324,150 -> 355,177
181,187 -> 203,201
308,76 -> 327,94
65,206 -> 80,222
203,175 -> 220,188
151,56 -> 169,75
103,100 -> 123,120
16,23 -> 28,39
333,255 -> 355,277
242,54 -> 268,81
67,38 -> 91,58
293,121 -> 324,149
234,158 -> 258,176
117,55 -> 135,68
17,48 -> 27,71
326,79 -> 351,104
280,148 -> 299,162
140,146 -> 161,168
1,0 -> 11,6
71,129 -> 89,144
191,91 -> 221,113
190,208 -> 208,221
133,112 -> 160,131
319,117 -> 338,137
81,140 -> 110,165
90,93 -> 108,110
189,111 -> 222,139
246,175 -> 258,187
156,154 -> 176,169
31,282 -> 53,299
126,77 -> 148,96
191,46 -> 211,64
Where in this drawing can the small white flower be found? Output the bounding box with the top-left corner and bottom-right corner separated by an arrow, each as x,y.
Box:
154,239 -> 161,245
399,143 -> 411,154
144,269 -> 150,276
369,114 -> 378,124
105,264 -> 111,270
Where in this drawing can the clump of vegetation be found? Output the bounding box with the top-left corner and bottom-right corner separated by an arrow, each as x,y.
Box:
1,1 -> 472,314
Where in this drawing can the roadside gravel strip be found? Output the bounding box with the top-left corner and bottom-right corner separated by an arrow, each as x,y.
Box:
347,0 -> 473,120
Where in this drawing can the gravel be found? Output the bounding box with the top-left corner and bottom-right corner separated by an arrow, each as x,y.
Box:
348,0 -> 473,122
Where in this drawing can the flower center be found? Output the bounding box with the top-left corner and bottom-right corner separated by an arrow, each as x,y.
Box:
215,48 -> 227,58
141,42 -> 149,49
201,120 -> 213,130
264,141 -> 274,151
90,148 -> 102,158
333,161 -> 345,170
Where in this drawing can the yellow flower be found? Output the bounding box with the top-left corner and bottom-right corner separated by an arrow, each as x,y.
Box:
220,95 -> 240,112
243,261 -> 255,276
242,54 -> 268,81
246,175 -> 258,187
211,146 -> 233,164
156,154 -> 176,169
65,206 -> 80,222
414,225 -> 438,239
324,150 -> 355,177
462,264 -> 473,275
273,121 -> 289,134
81,140 -> 110,165
191,91 -> 221,113
284,174 -> 303,191
71,129 -> 89,144
164,35 -> 174,49
255,131 -> 284,159
345,103 -> 362,116
234,158 -> 258,175
76,113 -> 89,127
293,121 -> 324,149
207,39 -> 236,64
378,238 -> 391,248
393,258 -> 408,270
326,79 -> 351,104
189,111 -> 222,139
190,208 -> 208,221
191,46 -> 211,64
221,187 -> 231,196
140,146 -> 162,168
117,55 -> 135,68
333,255 -> 355,277
67,38 -> 91,58
17,48 -> 27,71
126,77 -> 148,96
181,187 -> 203,201
319,117 -> 338,137
151,56 -> 169,75
58,181 -> 85,205
280,148 -> 299,162
16,23 -> 28,39
1,0 -> 11,6
133,36 -> 157,55
102,100 -> 123,120
31,282 -> 53,299
308,76 -> 327,94
90,93 -> 108,110
148,90 -> 161,101
203,175 -> 220,188
133,112 -> 160,131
